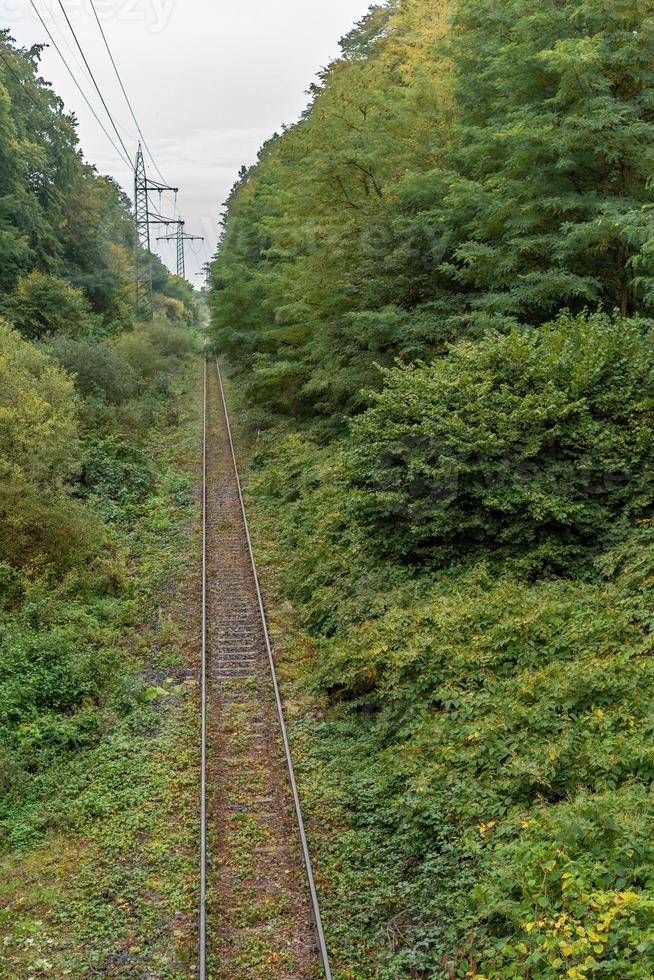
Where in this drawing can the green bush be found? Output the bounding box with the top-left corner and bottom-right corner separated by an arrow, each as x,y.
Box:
304,523 -> 654,977
159,274 -> 200,324
110,327 -> 168,384
0,621 -> 105,726
0,320 -> 105,573
47,336 -> 138,404
250,432 -> 406,632
108,321 -> 195,404
348,313 -> 654,567
5,271 -> 94,339
0,296 -> 195,860
81,436 -> 156,512
0,320 -> 79,485
143,318 -> 196,359
0,602 -> 126,843
244,329 -> 654,975
0,489 -> 107,579
154,293 -> 186,323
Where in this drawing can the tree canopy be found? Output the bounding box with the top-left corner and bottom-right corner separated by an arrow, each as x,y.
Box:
210,0 -> 654,422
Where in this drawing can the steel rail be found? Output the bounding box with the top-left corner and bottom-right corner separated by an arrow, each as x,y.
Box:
214,357 -> 333,979
199,358 -> 208,979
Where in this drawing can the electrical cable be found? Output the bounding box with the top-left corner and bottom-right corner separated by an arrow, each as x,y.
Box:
54,0 -> 133,165
25,0 -> 133,169
75,5 -> 197,283
44,10 -> 138,144
87,0 -> 169,184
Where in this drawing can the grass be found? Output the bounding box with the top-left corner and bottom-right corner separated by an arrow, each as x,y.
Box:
0,355 -> 204,978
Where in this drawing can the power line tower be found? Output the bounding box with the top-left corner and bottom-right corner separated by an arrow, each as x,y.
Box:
196,261 -> 212,290
134,144 -> 151,319
133,142 -> 178,319
157,220 -> 204,279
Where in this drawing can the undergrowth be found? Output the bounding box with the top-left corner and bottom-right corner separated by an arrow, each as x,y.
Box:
225,341 -> 654,979
0,329 -> 203,978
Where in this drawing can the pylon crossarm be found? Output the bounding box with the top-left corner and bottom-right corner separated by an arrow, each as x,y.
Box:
145,180 -> 178,194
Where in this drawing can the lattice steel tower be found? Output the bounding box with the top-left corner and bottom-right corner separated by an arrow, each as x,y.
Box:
157,220 -> 204,280
134,143 -> 179,319
134,144 -> 151,318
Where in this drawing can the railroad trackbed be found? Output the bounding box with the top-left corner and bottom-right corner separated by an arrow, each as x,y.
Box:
199,359 -> 331,979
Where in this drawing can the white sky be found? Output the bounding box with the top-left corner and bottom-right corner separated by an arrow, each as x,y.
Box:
5,0 -> 374,282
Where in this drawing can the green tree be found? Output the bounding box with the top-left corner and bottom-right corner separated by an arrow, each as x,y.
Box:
348,313 -> 654,566
159,274 -> 200,324
0,34 -> 135,326
47,335 -> 137,404
6,270 -> 93,339
0,63 -> 30,292
0,321 -> 101,572
210,2 -> 454,420
440,0 -> 654,325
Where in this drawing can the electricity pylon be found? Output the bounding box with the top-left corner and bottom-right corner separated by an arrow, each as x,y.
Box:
134,143 -> 178,319
195,261 -> 212,290
156,220 -> 204,279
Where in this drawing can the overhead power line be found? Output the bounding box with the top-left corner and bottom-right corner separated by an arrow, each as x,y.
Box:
87,0 -> 169,186
26,0 -> 132,169
42,5 -> 137,144
54,0 -> 133,165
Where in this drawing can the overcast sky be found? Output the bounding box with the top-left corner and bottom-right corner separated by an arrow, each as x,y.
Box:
6,0 -> 373,282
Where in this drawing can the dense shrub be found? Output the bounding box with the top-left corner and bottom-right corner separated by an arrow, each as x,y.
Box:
0,320 -> 79,485
81,436 -> 156,511
0,621 -> 106,727
0,321 -> 104,572
250,432 -> 403,632
111,327 -> 169,383
0,491 -> 106,579
110,320 -> 194,394
47,336 -> 138,404
5,271 -> 94,339
160,274 -> 200,324
303,521 -> 654,977
0,304 -> 195,857
242,313 -> 654,975
154,293 -> 186,322
209,0 -> 654,973
143,318 -> 196,359
348,313 -> 654,567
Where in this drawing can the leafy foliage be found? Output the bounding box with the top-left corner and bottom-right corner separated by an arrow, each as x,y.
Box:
6,271 -> 94,339
247,427 -> 654,977
211,0 -> 654,423
348,313 -> 654,568
210,1 -> 654,976
0,322 -> 198,842
47,336 -> 138,404
0,320 -> 103,573
0,348 -> 201,975
442,0 -> 654,324
81,436 -> 156,513
0,34 -> 134,319
0,33 -> 199,335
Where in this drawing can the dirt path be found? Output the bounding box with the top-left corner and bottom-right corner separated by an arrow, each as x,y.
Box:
204,363 -> 321,979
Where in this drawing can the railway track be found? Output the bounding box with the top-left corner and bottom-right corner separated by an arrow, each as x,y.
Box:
199,358 -> 332,979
